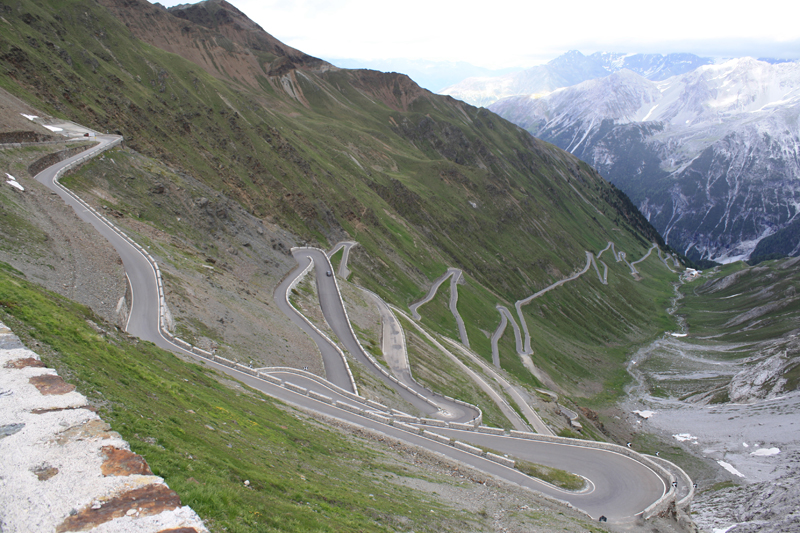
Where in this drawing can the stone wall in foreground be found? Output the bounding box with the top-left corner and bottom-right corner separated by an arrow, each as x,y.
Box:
0,320 -> 208,533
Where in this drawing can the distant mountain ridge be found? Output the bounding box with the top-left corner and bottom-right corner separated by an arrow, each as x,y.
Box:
439,50 -> 714,107
323,58 -> 520,93
489,58 -> 800,263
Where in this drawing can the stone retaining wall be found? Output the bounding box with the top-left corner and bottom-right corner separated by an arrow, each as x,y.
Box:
0,321 -> 207,533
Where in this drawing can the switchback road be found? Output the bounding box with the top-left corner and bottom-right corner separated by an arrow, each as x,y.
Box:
33,133 -> 681,523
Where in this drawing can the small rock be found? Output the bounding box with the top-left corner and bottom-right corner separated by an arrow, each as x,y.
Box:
244,480 -> 250,486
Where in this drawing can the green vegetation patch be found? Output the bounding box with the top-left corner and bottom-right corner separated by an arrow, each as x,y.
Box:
514,459 -> 586,491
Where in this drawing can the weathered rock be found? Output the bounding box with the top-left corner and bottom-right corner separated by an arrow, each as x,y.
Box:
29,374 -> 77,395
4,357 -> 46,368
101,446 -> 153,476
55,484 -> 182,532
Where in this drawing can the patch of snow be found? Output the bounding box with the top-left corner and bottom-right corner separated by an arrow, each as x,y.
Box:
743,442 -> 749,448
642,104 -> 659,121
750,447 -> 780,456
674,433 -> 698,442
20,114 -> 38,121
717,460 -> 745,478
5,173 -> 24,191
669,333 -> 687,337
634,410 -> 655,419
42,125 -> 63,132
713,525 -> 739,533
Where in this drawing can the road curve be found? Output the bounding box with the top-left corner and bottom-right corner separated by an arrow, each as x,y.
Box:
409,267 -> 470,346
490,305 -> 526,367
431,427 -> 667,520
34,135 -> 157,341
630,244 -> 658,274
273,253 -> 355,392
327,240 -> 357,278
440,337 -> 552,436
33,136 -> 678,523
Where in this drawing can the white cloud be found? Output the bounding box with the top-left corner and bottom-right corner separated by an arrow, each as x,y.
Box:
152,0 -> 800,68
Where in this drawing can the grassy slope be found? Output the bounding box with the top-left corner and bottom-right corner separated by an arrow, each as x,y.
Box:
512,250 -> 679,403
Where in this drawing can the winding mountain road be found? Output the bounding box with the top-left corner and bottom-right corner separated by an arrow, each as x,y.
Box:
32,132 -> 681,523
327,240 -> 356,278
283,247 -> 478,423
273,252 -> 356,392
409,268 -> 470,347
517,251 -> 594,355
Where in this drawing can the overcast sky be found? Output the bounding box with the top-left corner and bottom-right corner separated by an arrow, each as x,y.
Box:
155,0 -> 800,68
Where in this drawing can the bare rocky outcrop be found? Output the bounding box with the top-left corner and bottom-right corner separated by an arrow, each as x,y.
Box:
693,456 -> 800,533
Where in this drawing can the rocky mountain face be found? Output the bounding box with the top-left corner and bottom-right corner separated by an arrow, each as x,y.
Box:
489,58 -> 800,263
440,50 -> 712,107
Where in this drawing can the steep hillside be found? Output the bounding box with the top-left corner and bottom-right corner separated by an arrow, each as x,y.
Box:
0,0 -> 666,302
490,59 -> 800,263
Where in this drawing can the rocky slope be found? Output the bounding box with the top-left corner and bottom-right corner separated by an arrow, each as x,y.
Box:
440,50 -> 712,107
489,58 -> 800,263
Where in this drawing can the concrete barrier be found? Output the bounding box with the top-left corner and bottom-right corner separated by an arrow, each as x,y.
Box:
454,441 -> 483,456
214,356 -> 236,368
365,411 -> 392,424
365,399 -> 389,412
477,426 -> 505,435
419,418 -> 447,427
192,346 -> 212,357
174,338 -> 192,350
422,430 -> 451,445
447,422 -> 475,431
643,487 -> 676,519
257,373 -> 283,386
486,452 -> 515,468
235,363 -> 257,376
308,390 -> 334,404
334,401 -> 364,415
393,422 -> 421,434
284,382 -> 308,395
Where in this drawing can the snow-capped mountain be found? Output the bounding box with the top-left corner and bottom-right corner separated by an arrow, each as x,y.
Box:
439,50 -> 712,107
489,58 -> 800,263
